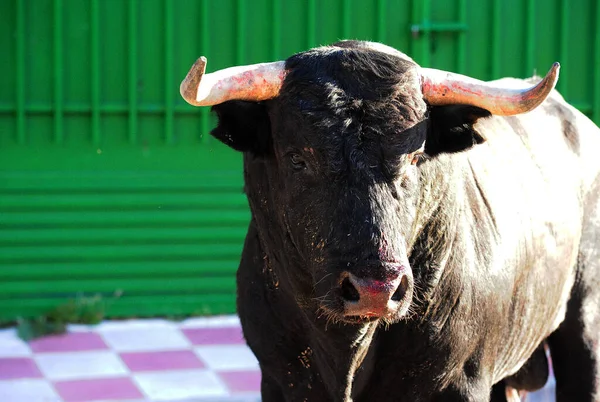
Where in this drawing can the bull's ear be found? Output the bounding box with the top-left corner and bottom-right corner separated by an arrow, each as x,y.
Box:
424,105 -> 491,156
210,101 -> 271,154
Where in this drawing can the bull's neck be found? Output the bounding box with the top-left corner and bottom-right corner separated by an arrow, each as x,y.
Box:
308,319 -> 379,402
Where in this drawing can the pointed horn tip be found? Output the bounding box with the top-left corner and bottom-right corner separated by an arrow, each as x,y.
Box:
549,62 -> 560,81
180,56 -> 208,106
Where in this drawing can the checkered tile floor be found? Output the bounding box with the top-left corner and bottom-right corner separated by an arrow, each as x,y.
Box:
0,316 -> 260,402
0,315 -> 556,401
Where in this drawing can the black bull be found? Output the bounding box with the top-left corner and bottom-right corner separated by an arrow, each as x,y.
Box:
195,42 -> 600,401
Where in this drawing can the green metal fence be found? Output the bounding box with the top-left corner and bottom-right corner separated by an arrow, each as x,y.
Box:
1,0 -> 599,320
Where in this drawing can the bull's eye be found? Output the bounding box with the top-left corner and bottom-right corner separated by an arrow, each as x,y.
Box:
289,153 -> 307,170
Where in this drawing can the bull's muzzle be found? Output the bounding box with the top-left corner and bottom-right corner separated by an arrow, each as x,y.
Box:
340,263 -> 413,320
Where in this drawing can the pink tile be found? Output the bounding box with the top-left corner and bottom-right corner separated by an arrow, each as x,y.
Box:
30,332 -> 107,353
120,350 -> 205,371
54,377 -> 144,402
182,327 -> 245,345
219,370 -> 262,393
0,357 -> 42,379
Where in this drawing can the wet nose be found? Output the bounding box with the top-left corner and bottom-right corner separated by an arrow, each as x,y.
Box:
340,266 -> 412,318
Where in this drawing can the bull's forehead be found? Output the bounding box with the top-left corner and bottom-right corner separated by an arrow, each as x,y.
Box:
274,43 -> 427,157
280,43 -> 427,128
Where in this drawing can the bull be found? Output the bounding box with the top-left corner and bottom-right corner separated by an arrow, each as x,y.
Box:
180,41 -> 600,401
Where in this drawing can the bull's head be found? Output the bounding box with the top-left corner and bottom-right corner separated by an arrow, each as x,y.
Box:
181,41 -> 559,325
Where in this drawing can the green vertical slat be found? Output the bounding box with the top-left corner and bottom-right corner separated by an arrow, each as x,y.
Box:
272,0 -> 281,59
16,0 -> 25,144
410,0 -> 420,61
54,0 -> 64,144
491,0 -> 501,78
342,0 -> 351,39
128,0 -> 138,144
91,0 -> 101,146
525,0 -> 535,76
594,0 -> 600,123
307,0 -> 316,48
200,0 -> 210,144
559,0 -> 569,94
164,0 -> 174,144
376,0 -> 387,43
420,0 -> 431,67
457,0 -> 466,73
236,0 -> 246,64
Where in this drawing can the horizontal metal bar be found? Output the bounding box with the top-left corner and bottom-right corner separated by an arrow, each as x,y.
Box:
0,103 -> 205,114
2,102 -> 592,115
411,21 -> 468,36
0,276 -> 236,296
0,260 -> 237,280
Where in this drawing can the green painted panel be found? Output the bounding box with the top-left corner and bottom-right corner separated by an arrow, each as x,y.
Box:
0,261 -> 237,280
0,294 -> 237,318
0,0 -> 598,321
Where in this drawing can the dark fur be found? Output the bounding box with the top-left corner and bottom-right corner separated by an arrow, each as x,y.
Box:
210,41 -> 600,401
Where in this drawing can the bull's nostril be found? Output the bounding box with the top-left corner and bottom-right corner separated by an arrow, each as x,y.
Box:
391,275 -> 409,302
341,277 -> 360,302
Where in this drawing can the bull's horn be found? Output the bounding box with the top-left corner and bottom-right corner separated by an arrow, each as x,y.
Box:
180,57 -> 286,106
420,62 -> 560,116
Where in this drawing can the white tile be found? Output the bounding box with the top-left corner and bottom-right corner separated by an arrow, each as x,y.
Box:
96,319 -> 176,332
0,379 -> 61,401
180,315 -> 241,329
99,325 -> 190,352
34,350 -> 128,380
182,396 -> 261,402
133,369 -> 228,400
194,345 -> 259,371
66,324 -> 97,333
0,329 -> 31,357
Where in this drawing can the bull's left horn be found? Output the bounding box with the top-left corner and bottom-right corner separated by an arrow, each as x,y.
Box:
180,57 -> 286,106
420,62 -> 560,116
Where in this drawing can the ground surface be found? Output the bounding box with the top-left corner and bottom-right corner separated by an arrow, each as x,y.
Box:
0,315 -> 554,401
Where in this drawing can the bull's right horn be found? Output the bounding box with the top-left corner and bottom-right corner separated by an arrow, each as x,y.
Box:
180,57 -> 287,107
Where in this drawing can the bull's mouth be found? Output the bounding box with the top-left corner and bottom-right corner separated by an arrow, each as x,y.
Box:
339,314 -> 381,325
317,303 -> 409,325
317,292 -> 413,325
